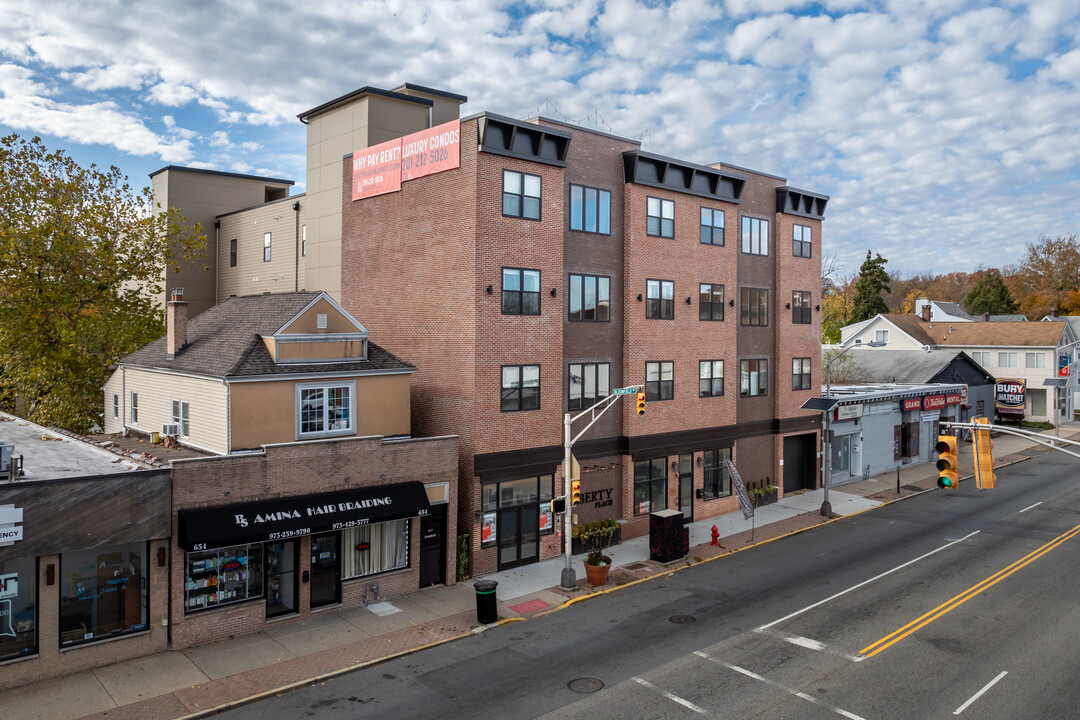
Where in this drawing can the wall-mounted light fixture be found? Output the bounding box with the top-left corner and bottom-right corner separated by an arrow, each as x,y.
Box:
292,201 -> 300,211
785,302 -> 791,309
685,297 -> 691,305
729,299 -> 735,307
486,285 -> 493,295
671,460 -> 679,471
157,546 -> 167,567
815,305 -> 821,311
551,288 -> 557,297
696,456 -> 703,466
637,294 -> 643,302
46,563 -> 55,585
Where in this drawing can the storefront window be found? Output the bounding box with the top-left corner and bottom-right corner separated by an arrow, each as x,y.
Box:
60,543 -> 147,646
480,474 -> 555,546
831,435 -> 851,474
184,544 -> 263,613
0,557 -> 36,660
703,448 -> 732,500
634,457 -> 668,515
342,520 -> 409,579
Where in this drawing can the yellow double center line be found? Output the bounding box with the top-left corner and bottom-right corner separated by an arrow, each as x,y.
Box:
860,521 -> 1080,658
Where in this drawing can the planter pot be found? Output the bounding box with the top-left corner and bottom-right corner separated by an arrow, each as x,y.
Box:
583,560 -> 611,586
571,526 -> 621,556
754,489 -> 778,507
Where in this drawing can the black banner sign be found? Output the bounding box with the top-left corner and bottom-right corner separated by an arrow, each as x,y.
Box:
177,481 -> 431,551
726,459 -> 754,520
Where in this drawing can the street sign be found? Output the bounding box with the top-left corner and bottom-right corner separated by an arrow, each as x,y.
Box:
613,387 -> 637,395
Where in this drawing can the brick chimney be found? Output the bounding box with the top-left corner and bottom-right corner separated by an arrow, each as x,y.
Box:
1051,307 -> 1060,317
166,288 -> 188,358
921,304 -> 931,322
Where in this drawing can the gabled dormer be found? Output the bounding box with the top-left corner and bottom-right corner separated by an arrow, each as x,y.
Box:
263,294 -> 369,365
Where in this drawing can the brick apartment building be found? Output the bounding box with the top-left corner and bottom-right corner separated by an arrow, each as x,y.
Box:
153,83 -> 828,577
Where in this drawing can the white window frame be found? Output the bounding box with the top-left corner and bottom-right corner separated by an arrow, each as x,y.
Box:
301,224 -> 306,257
1025,352 -> 1045,369
972,350 -> 990,367
130,392 -> 138,424
171,399 -> 190,438
874,329 -> 890,344
112,394 -> 119,418
998,351 -> 1018,368
296,381 -> 356,438
263,231 -> 272,262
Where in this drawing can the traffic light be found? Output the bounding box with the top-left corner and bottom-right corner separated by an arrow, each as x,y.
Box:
636,392 -> 646,416
550,497 -> 566,514
571,480 -> 582,506
973,418 -> 996,490
936,435 -> 959,489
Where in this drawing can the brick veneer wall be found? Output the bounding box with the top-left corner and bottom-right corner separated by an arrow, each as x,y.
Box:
169,434 -> 457,649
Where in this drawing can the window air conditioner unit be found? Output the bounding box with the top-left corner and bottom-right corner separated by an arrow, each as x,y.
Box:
162,423 -> 180,437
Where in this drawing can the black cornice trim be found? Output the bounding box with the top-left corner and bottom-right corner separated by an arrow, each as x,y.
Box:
623,150 -> 745,203
477,113 -> 571,167
776,186 -> 829,220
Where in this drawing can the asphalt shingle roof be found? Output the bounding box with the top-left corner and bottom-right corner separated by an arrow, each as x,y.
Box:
877,315 -> 1068,348
121,292 -> 414,378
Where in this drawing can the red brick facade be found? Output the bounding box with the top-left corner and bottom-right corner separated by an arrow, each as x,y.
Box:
340,112 -> 824,575
169,435 -> 457,649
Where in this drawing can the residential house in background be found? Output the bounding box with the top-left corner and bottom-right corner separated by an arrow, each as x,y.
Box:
103,291 -> 414,454
838,314 -> 1076,423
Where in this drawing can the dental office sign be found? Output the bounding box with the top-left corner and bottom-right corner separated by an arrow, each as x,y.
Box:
352,119 -> 461,200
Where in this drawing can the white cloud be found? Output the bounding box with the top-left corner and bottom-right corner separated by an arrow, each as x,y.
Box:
145,81 -> 198,107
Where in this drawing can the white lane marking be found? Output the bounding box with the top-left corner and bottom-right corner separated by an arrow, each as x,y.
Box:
632,677 -> 707,715
953,671 -> 1008,715
1019,502 -> 1042,513
754,628 -> 865,662
695,651 -> 866,720
757,530 -> 981,631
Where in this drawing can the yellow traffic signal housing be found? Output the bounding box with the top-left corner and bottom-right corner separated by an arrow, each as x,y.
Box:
973,418 -> 996,490
636,392 -> 646,415
571,480 -> 582,506
936,435 -> 959,489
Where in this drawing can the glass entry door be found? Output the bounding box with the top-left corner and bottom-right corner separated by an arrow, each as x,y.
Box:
309,532 -> 340,608
678,454 -> 694,521
266,541 -> 297,618
497,505 -> 539,570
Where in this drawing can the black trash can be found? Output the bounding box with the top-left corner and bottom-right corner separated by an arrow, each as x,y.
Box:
473,580 -> 498,624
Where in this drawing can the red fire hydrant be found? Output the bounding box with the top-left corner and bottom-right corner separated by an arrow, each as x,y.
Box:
711,525 -> 719,546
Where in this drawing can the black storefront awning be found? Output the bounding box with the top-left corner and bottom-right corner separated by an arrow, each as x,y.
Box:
177,481 -> 431,551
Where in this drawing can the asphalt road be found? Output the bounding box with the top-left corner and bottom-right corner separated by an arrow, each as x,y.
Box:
222,449 -> 1080,719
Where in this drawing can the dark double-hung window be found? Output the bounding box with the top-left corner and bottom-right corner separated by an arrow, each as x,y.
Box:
700,207 -> 724,245
646,279 -> 674,319
501,365 -> 540,412
699,360 -> 724,397
793,224 -> 812,257
700,283 -> 724,321
645,361 -> 673,401
503,170 -> 541,220
568,274 -> 610,321
792,358 -> 812,390
741,288 -> 769,326
792,290 -> 811,324
502,268 -> 541,315
570,184 -> 611,234
569,363 -> 610,410
647,197 -> 674,238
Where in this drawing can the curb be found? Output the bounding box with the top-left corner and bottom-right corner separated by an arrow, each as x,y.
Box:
167,448 -> 1048,718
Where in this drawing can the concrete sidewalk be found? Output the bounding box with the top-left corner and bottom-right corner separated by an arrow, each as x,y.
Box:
3,422 -> 1076,720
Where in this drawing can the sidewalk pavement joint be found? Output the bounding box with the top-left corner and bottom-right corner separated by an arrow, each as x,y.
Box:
6,422 -> 1078,720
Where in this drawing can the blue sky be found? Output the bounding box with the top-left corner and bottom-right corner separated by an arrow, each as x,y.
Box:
1,0 -> 1078,277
